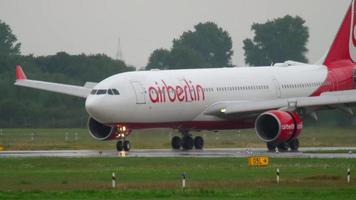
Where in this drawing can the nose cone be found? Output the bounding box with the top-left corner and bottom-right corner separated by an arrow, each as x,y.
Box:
85,96 -> 111,122
85,96 -> 100,118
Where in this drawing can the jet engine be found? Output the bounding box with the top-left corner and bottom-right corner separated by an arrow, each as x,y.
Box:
255,110 -> 302,144
88,117 -> 117,141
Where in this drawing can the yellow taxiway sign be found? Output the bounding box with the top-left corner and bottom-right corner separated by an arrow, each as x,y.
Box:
248,156 -> 269,167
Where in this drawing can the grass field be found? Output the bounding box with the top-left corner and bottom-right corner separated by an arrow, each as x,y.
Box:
1,126 -> 355,199
0,126 -> 355,150
0,157 -> 355,199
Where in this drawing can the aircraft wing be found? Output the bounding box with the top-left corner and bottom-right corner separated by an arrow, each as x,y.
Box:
205,90 -> 356,116
14,65 -> 92,98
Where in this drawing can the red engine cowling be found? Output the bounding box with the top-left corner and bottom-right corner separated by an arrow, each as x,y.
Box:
255,110 -> 302,144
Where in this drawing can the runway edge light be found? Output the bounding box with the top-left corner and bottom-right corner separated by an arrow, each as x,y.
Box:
112,172 -> 116,188
181,172 -> 187,190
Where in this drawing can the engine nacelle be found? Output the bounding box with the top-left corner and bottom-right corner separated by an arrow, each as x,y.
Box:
88,117 -> 117,141
255,110 -> 302,144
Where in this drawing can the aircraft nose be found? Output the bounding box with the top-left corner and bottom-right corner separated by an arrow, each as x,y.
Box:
85,96 -> 103,119
86,95 -> 115,123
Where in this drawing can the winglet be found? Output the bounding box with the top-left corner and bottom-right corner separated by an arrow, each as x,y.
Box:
16,65 -> 27,80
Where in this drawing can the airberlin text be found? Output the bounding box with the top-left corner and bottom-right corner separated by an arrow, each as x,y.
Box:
281,124 -> 303,130
148,80 -> 205,103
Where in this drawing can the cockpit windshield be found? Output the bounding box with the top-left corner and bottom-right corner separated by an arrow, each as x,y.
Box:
96,89 -> 107,95
90,89 -> 120,95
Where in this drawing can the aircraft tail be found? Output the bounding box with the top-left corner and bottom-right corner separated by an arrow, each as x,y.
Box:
323,0 -> 356,67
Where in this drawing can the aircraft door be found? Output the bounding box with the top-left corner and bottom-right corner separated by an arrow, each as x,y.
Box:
130,81 -> 146,104
272,78 -> 282,98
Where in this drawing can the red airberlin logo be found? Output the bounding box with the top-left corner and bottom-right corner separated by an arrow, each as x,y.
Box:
148,80 -> 205,103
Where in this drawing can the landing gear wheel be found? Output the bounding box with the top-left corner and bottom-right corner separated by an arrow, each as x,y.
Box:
171,136 -> 182,150
123,140 -> 130,151
194,136 -> 204,150
182,136 -> 194,150
289,139 -> 300,152
277,142 -> 289,152
116,141 -> 123,151
267,142 -> 277,152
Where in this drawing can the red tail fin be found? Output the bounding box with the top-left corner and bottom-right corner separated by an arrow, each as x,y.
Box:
324,0 -> 355,66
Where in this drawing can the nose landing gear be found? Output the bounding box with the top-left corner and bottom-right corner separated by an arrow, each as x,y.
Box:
115,125 -> 131,152
116,140 -> 130,151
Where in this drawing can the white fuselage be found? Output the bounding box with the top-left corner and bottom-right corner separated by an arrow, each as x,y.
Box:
85,64 -> 329,129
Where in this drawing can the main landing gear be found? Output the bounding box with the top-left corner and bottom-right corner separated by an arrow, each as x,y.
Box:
267,138 -> 300,152
171,130 -> 204,150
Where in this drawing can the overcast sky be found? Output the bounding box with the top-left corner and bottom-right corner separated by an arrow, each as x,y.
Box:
0,0 -> 351,68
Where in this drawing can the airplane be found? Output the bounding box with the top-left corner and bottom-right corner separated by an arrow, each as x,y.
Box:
15,0 -> 356,152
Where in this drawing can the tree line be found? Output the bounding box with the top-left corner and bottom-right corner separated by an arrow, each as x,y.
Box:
146,15 -> 309,69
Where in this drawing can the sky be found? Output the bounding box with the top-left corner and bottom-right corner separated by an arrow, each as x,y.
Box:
0,0 -> 351,68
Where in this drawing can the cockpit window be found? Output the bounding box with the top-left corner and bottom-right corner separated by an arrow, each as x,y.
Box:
112,89 -> 120,95
92,89 -> 119,95
108,89 -> 113,95
96,89 -> 107,95
90,89 -> 97,95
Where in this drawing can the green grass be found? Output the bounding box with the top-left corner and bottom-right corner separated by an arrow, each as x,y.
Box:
0,188 -> 355,200
0,157 -> 355,199
1,127 -> 355,199
0,126 -> 356,150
